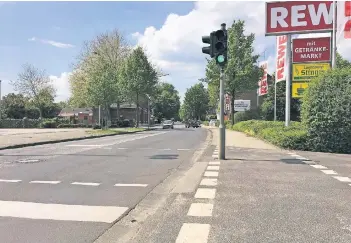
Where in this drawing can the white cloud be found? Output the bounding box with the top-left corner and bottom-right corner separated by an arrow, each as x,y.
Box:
50,72 -> 72,102
28,37 -> 74,48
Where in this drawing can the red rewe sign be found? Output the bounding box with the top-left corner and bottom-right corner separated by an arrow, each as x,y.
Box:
276,35 -> 287,83
292,37 -> 331,63
266,1 -> 334,35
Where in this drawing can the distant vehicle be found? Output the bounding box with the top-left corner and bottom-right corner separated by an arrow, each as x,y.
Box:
185,120 -> 200,128
209,119 -> 217,127
162,120 -> 174,129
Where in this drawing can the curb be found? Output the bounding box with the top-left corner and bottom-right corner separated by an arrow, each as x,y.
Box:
0,129 -> 156,151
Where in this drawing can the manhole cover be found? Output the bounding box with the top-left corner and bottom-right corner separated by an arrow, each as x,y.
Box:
16,159 -> 40,163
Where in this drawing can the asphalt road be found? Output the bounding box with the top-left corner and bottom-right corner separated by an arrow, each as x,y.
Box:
0,125 -> 208,243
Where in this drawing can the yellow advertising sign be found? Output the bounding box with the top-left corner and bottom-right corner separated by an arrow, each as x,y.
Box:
292,63 -> 330,82
292,82 -> 309,98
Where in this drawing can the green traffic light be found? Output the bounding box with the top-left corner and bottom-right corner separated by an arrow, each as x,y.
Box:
217,55 -> 225,63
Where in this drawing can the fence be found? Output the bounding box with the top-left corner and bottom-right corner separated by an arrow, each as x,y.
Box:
0,118 -> 41,128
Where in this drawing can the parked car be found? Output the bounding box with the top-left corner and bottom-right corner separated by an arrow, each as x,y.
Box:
162,120 -> 174,129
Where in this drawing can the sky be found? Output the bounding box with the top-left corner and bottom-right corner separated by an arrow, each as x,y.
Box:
1,1 -> 351,103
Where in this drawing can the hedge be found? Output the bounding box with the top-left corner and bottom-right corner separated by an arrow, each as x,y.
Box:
231,120 -> 308,150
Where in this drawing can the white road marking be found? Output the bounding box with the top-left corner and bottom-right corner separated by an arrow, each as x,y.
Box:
195,188 -> 216,199
204,171 -> 219,177
175,223 -> 210,243
209,161 -> 220,165
71,182 -> 100,186
187,203 -> 213,217
333,176 -> 351,183
207,166 -> 220,171
0,179 -> 21,183
310,164 -> 328,169
117,148 -> 128,150
66,145 -> 104,147
160,148 -> 171,151
321,170 -> 338,175
212,155 -> 218,158
200,178 -> 217,186
288,152 -> 297,155
0,200 -> 128,223
29,180 -> 61,184
114,183 -> 148,187
18,159 -> 39,163
177,149 -> 190,151
208,161 -> 221,165
294,156 -> 307,160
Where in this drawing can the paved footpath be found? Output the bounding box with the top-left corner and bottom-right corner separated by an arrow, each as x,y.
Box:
128,127 -> 351,243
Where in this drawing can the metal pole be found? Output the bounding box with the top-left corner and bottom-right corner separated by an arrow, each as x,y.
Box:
332,0 -> 337,68
274,78 -> 277,121
98,105 -> 101,126
219,67 -> 225,160
148,98 -> 150,130
285,34 -> 292,127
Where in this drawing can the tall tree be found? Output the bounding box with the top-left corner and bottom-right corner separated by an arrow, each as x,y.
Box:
1,93 -> 27,119
120,46 -> 158,127
70,29 -> 129,123
11,63 -> 56,118
202,19 -> 262,125
182,83 -> 209,120
152,82 -> 181,121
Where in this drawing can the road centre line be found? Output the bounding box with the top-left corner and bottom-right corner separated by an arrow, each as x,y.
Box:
175,223 -> 210,243
0,200 -> 128,223
321,170 -> 338,175
204,171 -> 219,177
207,166 -> 220,171
187,203 -> 213,217
310,164 -> 328,169
200,178 -> 217,186
209,161 -> 220,165
0,179 -> 22,183
333,176 -> 351,183
71,182 -> 100,186
195,188 -> 216,199
29,180 -> 61,184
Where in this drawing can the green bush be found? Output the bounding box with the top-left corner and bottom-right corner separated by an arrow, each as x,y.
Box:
202,121 -> 209,126
301,67 -> 351,153
41,120 -> 57,128
232,120 -> 308,150
234,110 -> 260,123
57,124 -> 92,128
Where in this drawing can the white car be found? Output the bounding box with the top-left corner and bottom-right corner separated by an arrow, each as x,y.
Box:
209,119 -> 217,127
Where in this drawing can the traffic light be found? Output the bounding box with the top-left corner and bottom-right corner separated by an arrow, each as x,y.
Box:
213,29 -> 228,66
202,32 -> 215,58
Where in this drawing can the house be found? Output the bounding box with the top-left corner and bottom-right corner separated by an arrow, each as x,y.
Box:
58,108 -> 94,125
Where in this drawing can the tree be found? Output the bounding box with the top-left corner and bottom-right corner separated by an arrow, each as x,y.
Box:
202,20 -> 263,125
70,29 -> 130,123
152,82 -> 180,121
11,63 -> 56,118
1,93 -> 27,119
336,52 -> 351,69
260,74 -> 301,121
182,83 -> 209,120
120,46 -> 158,127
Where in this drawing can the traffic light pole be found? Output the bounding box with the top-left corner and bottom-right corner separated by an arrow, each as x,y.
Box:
219,67 -> 225,160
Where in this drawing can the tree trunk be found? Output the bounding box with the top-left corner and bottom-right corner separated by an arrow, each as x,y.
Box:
136,93 -> 139,127
116,102 -> 120,119
231,92 -> 235,125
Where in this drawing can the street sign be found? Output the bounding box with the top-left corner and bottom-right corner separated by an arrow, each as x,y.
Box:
234,100 -> 251,112
276,35 -> 287,83
293,37 -> 331,63
258,61 -> 268,96
265,1 -> 334,36
292,63 -> 330,82
292,82 -> 309,98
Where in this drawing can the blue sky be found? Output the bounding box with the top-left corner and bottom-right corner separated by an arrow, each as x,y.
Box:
0,1 -> 195,100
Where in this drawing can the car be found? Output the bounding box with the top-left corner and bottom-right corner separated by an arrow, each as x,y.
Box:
162,120 -> 174,129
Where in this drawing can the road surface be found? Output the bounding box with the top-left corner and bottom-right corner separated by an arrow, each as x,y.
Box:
0,125 -> 208,243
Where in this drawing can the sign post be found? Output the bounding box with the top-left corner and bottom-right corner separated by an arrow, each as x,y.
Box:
285,34 -> 292,127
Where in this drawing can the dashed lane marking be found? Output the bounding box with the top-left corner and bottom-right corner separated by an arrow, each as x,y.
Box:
177,149 -> 190,151
207,166 -> 220,171
310,164 -> 328,169
204,171 -> 219,177
0,200 -> 129,223
195,188 -> 216,199
114,183 -> 148,187
175,223 -> 210,243
200,178 -> 217,186
187,203 -> 213,217
0,179 -> 21,183
71,182 -> 100,186
29,180 -> 61,184
321,170 -> 338,175
333,176 -> 351,183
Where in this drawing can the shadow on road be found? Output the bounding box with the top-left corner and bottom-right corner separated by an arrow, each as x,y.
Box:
224,157 -> 310,165
149,154 -> 179,160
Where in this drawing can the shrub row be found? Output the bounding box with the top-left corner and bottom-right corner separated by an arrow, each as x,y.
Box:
230,120 -> 308,150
